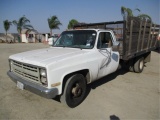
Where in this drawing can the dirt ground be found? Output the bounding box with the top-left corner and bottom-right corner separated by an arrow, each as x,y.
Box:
0,43 -> 159,120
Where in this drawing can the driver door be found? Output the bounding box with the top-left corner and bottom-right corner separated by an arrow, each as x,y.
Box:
97,32 -> 119,79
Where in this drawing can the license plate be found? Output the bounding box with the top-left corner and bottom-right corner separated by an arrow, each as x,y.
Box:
17,81 -> 24,90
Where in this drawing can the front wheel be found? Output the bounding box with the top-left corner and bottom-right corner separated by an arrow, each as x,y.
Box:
60,74 -> 86,108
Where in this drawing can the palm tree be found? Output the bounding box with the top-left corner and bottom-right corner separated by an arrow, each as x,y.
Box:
48,16 -> 62,36
137,14 -> 152,22
121,6 -> 152,22
68,19 -> 79,29
13,16 -> 34,42
3,20 -> 12,43
121,6 -> 133,20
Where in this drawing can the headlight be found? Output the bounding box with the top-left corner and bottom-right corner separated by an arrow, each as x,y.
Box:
39,68 -> 47,85
40,69 -> 46,77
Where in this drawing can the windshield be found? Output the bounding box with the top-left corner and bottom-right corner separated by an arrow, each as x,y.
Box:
53,30 -> 97,49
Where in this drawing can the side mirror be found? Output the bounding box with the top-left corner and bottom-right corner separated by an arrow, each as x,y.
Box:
112,45 -> 118,51
112,41 -> 120,51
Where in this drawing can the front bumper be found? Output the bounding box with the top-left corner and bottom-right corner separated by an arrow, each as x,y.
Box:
7,71 -> 58,99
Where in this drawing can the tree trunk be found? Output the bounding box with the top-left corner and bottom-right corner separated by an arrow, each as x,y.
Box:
20,34 -> 22,43
19,30 -> 22,43
50,29 -> 52,36
5,31 -> 8,43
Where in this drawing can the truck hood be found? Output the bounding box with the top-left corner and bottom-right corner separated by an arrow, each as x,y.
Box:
9,47 -> 89,67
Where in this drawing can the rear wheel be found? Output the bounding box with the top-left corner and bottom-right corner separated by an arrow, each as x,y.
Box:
123,60 -> 134,72
60,74 -> 86,108
134,57 -> 144,73
128,60 -> 134,72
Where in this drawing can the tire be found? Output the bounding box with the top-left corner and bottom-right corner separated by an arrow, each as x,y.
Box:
128,60 -> 134,72
134,57 -> 144,73
60,74 -> 86,108
123,60 -> 134,72
129,65 -> 134,72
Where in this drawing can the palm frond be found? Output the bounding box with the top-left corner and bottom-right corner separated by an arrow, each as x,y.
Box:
25,29 -> 37,34
12,20 -> 18,25
47,15 -> 62,35
121,6 -> 127,18
48,16 -> 62,29
3,20 -> 12,32
137,14 -> 152,22
68,19 -> 79,29
126,8 -> 133,16
135,8 -> 141,12
23,24 -> 34,29
121,6 -> 133,20
13,16 -> 33,34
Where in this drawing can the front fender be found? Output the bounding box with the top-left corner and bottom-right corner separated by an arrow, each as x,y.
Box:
47,60 -> 99,95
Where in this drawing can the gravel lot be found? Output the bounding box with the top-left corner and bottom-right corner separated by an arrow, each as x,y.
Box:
0,43 -> 159,120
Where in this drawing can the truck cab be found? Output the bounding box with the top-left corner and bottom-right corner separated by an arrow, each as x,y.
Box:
53,29 -> 119,80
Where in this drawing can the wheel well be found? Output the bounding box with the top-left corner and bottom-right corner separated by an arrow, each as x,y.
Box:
121,52 -> 151,72
133,52 -> 151,63
61,69 -> 90,95
143,51 -> 151,62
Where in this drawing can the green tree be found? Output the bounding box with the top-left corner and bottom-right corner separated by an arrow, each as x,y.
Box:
121,6 -> 133,20
68,19 -> 79,29
137,14 -> 152,22
3,20 -> 12,43
48,16 -> 62,36
12,16 -> 34,41
121,6 -> 152,22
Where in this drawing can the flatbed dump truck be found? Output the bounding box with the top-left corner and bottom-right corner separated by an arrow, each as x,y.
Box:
7,17 -> 159,108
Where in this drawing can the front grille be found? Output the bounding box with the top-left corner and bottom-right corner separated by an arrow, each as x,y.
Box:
11,60 -> 41,83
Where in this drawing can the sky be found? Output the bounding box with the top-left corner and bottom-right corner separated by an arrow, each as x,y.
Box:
0,0 -> 159,34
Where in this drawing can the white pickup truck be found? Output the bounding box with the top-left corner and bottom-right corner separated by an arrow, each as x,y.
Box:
7,17 -> 159,108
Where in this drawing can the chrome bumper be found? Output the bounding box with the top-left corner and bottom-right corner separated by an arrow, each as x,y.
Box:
7,71 -> 58,99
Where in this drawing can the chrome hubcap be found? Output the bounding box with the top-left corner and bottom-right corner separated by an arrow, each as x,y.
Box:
140,60 -> 144,70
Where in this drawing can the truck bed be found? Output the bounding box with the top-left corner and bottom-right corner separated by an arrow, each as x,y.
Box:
74,17 -> 160,60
